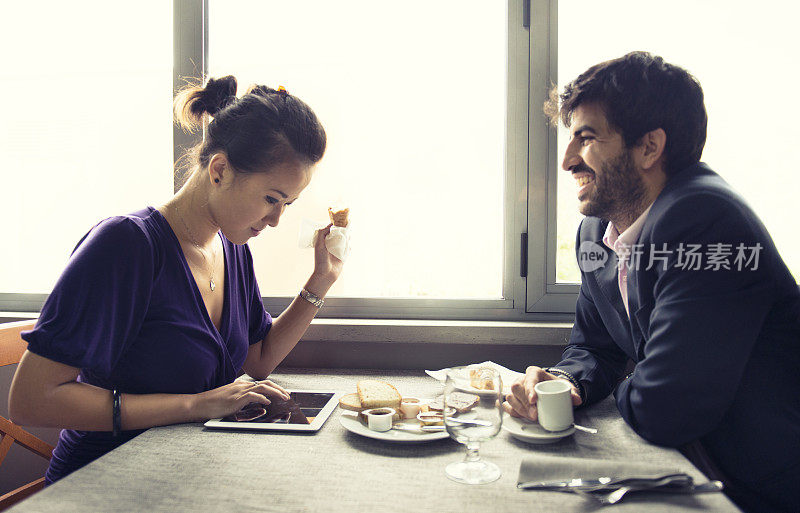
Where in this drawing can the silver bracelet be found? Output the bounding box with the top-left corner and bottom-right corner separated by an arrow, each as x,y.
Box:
299,288 -> 324,308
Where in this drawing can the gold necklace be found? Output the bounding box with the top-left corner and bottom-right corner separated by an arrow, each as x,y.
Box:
173,204 -> 218,292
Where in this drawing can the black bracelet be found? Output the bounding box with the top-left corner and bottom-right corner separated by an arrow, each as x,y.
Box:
543,367 -> 586,403
112,389 -> 122,437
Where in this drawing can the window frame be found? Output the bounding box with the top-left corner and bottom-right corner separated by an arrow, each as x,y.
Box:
525,0 -> 581,313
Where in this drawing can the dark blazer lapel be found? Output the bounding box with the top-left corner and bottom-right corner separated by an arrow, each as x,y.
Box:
627,264 -> 648,361
581,218 -> 636,359
593,246 -> 631,328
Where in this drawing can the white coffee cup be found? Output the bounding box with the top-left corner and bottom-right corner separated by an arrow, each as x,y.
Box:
534,380 -> 574,432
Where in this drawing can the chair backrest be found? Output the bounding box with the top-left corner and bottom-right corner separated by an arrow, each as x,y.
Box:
0,320 -> 34,367
0,320 -> 54,512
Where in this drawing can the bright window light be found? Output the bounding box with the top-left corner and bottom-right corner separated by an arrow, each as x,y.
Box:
555,1 -> 799,282
208,0 -> 507,299
0,1 -> 174,294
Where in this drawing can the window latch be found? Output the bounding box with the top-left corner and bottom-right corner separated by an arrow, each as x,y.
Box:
521,232 -> 528,277
523,0 -> 530,29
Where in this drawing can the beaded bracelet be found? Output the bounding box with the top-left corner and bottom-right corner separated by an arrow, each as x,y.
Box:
112,389 -> 121,437
543,367 -> 586,403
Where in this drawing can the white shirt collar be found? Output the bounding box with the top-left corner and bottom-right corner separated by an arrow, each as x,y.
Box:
601,203 -> 654,255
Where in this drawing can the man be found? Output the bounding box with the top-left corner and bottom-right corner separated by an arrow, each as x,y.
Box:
504,51 -> 800,513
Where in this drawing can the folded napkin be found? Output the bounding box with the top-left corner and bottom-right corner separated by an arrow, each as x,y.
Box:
518,454 -> 687,489
425,361 -> 523,394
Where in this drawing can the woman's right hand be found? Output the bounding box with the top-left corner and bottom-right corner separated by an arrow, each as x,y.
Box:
190,379 -> 290,421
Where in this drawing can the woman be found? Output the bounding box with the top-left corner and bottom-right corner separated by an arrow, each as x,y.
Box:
8,75 -> 341,484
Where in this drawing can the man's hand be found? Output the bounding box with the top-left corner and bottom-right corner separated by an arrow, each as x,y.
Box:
503,366 -> 583,421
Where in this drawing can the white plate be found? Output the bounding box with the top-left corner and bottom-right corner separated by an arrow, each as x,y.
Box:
339,412 -> 450,442
502,416 -> 575,444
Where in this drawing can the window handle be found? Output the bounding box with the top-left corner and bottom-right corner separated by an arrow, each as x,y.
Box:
523,0 -> 530,29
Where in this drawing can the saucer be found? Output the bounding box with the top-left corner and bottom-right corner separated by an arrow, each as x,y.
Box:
502,416 -> 575,444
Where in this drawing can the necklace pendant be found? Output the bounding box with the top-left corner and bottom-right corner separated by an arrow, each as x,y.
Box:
210,278 -> 216,291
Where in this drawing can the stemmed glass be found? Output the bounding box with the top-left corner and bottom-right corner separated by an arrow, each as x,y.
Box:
443,366 -> 503,484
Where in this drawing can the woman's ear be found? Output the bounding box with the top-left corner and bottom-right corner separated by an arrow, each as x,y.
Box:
207,153 -> 229,185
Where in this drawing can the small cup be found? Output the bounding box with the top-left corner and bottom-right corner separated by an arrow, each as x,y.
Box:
400,397 -> 421,419
363,407 -> 396,432
534,380 -> 574,432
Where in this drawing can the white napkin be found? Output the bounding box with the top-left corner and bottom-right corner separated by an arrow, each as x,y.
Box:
425,361 -> 524,394
298,218 -> 351,261
517,454 -> 688,489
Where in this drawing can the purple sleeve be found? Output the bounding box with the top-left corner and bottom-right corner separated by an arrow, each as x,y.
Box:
22,217 -> 155,377
244,244 -> 272,345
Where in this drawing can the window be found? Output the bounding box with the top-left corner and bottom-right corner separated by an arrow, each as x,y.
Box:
3,1 -> 796,321
207,0 -> 507,301
199,0 -> 538,320
0,2 -> 173,311
553,0 -> 800,284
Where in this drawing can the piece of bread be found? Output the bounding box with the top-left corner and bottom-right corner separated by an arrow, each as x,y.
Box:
356,379 -> 402,410
428,392 -> 479,413
470,367 -> 495,390
328,207 -> 350,227
339,393 -> 362,411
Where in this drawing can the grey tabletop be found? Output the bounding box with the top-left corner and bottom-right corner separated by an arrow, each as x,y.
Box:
10,369 -> 740,513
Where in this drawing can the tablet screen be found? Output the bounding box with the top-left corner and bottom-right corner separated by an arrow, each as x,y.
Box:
221,392 -> 336,424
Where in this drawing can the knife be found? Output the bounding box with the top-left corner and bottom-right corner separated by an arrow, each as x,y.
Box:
446,417 -> 494,427
392,424 -> 445,433
517,477 -> 615,490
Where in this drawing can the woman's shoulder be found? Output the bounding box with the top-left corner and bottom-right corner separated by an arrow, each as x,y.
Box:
72,207 -> 168,261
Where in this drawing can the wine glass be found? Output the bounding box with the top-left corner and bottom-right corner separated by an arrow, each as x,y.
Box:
443,366 -> 503,484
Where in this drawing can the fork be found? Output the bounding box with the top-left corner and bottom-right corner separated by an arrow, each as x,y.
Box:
573,478 -> 722,505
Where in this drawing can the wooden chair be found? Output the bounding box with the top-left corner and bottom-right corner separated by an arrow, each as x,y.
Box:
0,320 -> 54,511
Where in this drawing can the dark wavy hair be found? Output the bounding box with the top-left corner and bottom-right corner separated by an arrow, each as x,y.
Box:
174,76 -> 326,175
545,51 -> 707,175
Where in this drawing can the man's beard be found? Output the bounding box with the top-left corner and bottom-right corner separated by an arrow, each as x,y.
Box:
579,149 -> 647,226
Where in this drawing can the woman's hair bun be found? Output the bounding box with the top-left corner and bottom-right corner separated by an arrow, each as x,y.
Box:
201,76 -> 238,115
174,75 -> 238,131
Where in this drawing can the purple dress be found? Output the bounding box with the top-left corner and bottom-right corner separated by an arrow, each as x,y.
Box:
21,207 -> 272,484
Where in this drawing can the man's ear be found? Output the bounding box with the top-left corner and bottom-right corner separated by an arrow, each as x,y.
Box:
207,153 -> 229,185
639,128 -> 667,170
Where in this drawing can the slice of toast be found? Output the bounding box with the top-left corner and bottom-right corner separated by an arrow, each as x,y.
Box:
356,379 -> 402,410
339,393 -> 362,411
428,392 -> 479,413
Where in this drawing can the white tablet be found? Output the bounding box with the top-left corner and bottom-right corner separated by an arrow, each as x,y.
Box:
204,390 -> 342,432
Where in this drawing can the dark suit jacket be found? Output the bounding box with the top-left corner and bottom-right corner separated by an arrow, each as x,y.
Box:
555,163 -> 800,512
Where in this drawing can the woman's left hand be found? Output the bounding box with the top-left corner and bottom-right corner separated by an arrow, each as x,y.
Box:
311,223 -> 344,286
